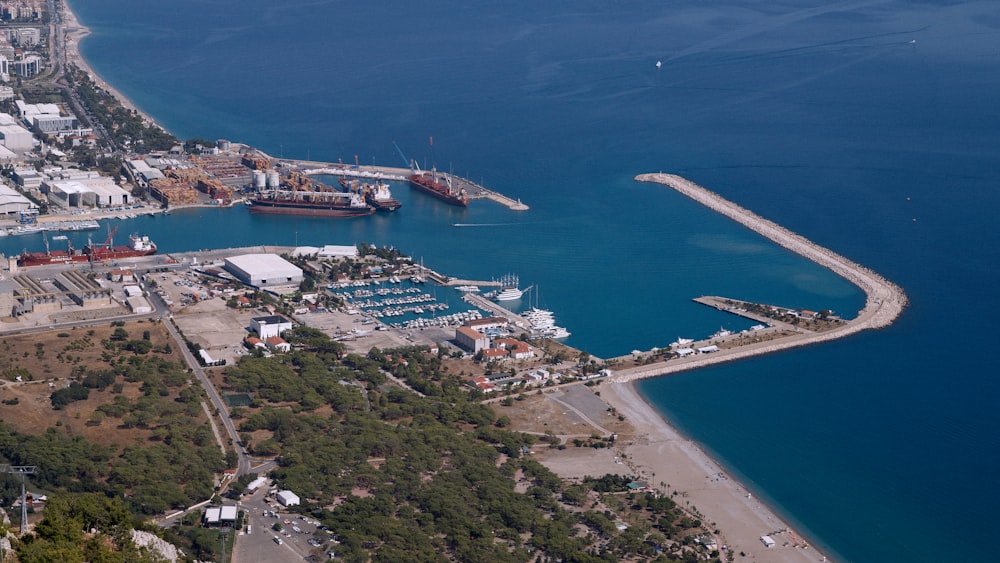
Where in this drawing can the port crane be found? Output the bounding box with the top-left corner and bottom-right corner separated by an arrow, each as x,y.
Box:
392,142 -> 419,173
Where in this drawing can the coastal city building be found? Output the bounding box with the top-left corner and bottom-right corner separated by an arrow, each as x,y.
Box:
250,315 -> 292,340
44,179 -> 131,209
455,325 -> 489,353
12,55 -> 40,78
14,100 -> 78,132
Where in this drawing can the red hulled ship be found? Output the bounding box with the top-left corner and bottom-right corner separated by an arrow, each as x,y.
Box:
17,228 -> 156,267
408,167 -> 469,207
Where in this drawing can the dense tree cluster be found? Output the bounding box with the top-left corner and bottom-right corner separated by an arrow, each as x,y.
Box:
67,66 -> 178,152
1,322 -> 721,562
1,344 -> 224,517
17,494 -> 165,563
221,330 -> 719,561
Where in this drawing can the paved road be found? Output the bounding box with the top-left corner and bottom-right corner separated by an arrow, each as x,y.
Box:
158,293 -> 250,476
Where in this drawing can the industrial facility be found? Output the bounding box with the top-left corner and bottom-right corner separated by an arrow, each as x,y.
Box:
224,253 -> 303,289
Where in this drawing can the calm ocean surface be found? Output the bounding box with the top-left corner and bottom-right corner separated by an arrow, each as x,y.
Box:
14,1 -> 997,560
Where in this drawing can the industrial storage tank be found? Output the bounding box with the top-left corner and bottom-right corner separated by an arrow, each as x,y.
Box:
216,139 -> 231,151
266,170 -> 280,188
253,170 -> 267,189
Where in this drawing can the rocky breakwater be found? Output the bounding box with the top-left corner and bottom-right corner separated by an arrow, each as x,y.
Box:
611,173 -> 909,384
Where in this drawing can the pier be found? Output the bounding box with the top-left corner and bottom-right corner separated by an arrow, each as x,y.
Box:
292,160 -> 529,211
461,293 -> 530,328
439,172 -> 530,211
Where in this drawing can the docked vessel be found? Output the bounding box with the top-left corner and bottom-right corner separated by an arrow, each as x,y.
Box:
17,228 -> 156,267
85,230 -> 157,262
17,236 -> 89,266
408,167 -> 470,207
338,178 -> 402,212
248,190 -> 375,217
494,274 -> 523,301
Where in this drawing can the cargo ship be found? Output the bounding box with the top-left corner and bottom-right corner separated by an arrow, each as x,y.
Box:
86,231 -> 157,262
408,167 -> 470,207
248,189 -> 375,217
338,178 -> 402,212
17,236 -> 89,266
17,228 -> 156,267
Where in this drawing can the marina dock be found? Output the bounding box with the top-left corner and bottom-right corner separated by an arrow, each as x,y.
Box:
461,293 -> 530,328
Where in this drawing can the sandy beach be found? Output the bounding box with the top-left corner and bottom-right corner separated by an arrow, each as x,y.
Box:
60,1 -> 160,126
569,172 -> 909,561
598,381 -> 827,562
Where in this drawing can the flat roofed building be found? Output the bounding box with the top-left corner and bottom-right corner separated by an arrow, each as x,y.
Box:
85,181 -> 131,207
276,490 -> 300,507
225,254 -> 303,288
11,169 -> 41,189
0,185 -> 36,215
219,505 -> 238,522
126,296 -> 152,314
455,326 -> 489,353
250,315 -> 292,340
0,123 -> 32,152
203,507 -> 221,526
46,180 -> 92,208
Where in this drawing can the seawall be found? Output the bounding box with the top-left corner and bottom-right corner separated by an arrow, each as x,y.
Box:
610,174 -> 908,383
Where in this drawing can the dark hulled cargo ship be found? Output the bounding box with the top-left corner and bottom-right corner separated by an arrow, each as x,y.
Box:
248,190 -> 375,217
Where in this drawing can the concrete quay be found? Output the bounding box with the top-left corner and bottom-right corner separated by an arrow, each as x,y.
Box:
288,158 -> 530,211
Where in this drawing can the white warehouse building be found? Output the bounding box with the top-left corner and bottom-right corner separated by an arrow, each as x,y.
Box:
224,253 -> 303,288
0,185 -> 36,215
276,490 -> 300,507
45,179 -> 131,208
250,315 -> 292,340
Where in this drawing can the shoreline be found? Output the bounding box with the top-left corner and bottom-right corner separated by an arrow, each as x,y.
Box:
598,381 -> 833,562
589,172 -> 910,562
46,6 -> 880,559
60,1 -> 163,130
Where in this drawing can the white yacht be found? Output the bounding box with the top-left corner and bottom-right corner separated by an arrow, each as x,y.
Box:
494,274 -> 523,301
546,326 -> 571,339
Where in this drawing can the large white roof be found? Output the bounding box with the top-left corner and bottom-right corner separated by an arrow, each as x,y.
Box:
226,253 -> 302,278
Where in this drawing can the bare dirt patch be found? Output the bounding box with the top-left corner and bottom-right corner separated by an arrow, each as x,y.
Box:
0,320 -> 196,449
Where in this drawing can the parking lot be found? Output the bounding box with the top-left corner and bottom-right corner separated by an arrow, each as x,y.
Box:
233,486 -> 339,562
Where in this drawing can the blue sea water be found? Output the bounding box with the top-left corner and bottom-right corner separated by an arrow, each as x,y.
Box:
16,0 -> 998,560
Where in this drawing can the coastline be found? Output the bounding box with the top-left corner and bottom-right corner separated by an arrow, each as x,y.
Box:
45,5 -> 880,559
586,172 -> 910,562
598,381 -> 831,562
60,1 -> 162,129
